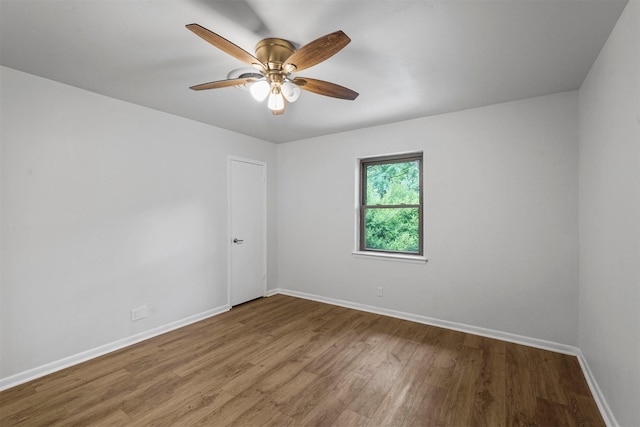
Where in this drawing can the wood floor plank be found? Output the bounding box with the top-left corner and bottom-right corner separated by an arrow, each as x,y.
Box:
367,357 -> 435,426
399,382 -> 449,427
422,328 -> 465,390
193,387 -> 266,426
294,376 -> 351,426
472,337 -> 507,426
131,383 -> 235,426
0,295 -> 605,426
220,327 -> 325,398
335,408 -> 370,426
260,369 -> 324,421
438,344 -> 484,425
571,394 -> 606,426
347,331 -> 422,418
506,343 -> 537,425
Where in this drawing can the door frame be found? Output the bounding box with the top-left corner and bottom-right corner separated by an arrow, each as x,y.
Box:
227,155 -> 268,308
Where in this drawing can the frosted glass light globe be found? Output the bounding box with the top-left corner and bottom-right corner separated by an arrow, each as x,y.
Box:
249,80 -> 270,102
282,81 -> 301,102
267,91 -> 285,111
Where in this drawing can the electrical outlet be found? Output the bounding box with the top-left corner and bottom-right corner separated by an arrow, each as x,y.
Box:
130,305 -> 148,321
376,287 -> 383,297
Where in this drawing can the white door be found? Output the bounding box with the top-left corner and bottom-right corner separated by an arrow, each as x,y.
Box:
229,157 -> 266,306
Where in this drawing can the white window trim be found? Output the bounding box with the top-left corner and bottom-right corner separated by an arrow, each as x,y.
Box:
351,250 -> 428,264
353,151 -> 428,264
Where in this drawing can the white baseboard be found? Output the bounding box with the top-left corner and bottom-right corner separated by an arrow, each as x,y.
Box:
271,288 -> 617,427
265,288 -> 279,297
273,288 -> 579,354
0,304 -> 230,392
577,351 -> 619,427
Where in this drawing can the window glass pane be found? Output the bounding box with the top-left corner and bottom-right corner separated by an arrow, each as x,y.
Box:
364,207 -> 419,253
366,161 -> 420,205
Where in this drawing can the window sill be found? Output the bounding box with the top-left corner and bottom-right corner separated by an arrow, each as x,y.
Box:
351,251 -> 428,264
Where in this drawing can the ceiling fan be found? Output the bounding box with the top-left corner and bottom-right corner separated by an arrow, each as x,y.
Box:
186,23 -> 359,115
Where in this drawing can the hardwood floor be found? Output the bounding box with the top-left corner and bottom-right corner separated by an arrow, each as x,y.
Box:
1,295 -> 604,426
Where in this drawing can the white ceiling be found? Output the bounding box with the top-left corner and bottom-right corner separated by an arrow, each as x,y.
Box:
0,0 -> 628,143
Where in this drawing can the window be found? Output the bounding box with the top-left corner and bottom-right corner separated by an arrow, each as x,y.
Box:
359,152 -> 423,256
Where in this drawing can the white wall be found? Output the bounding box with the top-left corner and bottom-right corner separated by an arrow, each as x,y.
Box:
0,67 -> 277,381
578,2 -> 640,426
278,91 -> 579,346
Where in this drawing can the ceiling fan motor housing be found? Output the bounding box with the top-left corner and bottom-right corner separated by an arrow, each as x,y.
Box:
255,38 -> 296,71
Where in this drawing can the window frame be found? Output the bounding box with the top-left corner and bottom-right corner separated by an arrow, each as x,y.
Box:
358,152 -> 424,257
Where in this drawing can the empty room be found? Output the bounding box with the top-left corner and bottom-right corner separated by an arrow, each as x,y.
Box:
1,0 -> 638,425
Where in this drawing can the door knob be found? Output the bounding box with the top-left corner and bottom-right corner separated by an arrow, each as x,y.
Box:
233,238 -> 244,244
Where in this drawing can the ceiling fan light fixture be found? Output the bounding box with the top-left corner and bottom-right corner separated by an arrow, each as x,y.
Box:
186,24 -> 358,115
267,87 -> 285,112
282,81 -> 301,103
250,80 -> 270,101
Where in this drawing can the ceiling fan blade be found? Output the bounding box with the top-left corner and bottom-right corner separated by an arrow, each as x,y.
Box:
190,77 -> 258,91
283,31 -> 351,72
292,77 -> 359,100
186,23 -> 265,70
